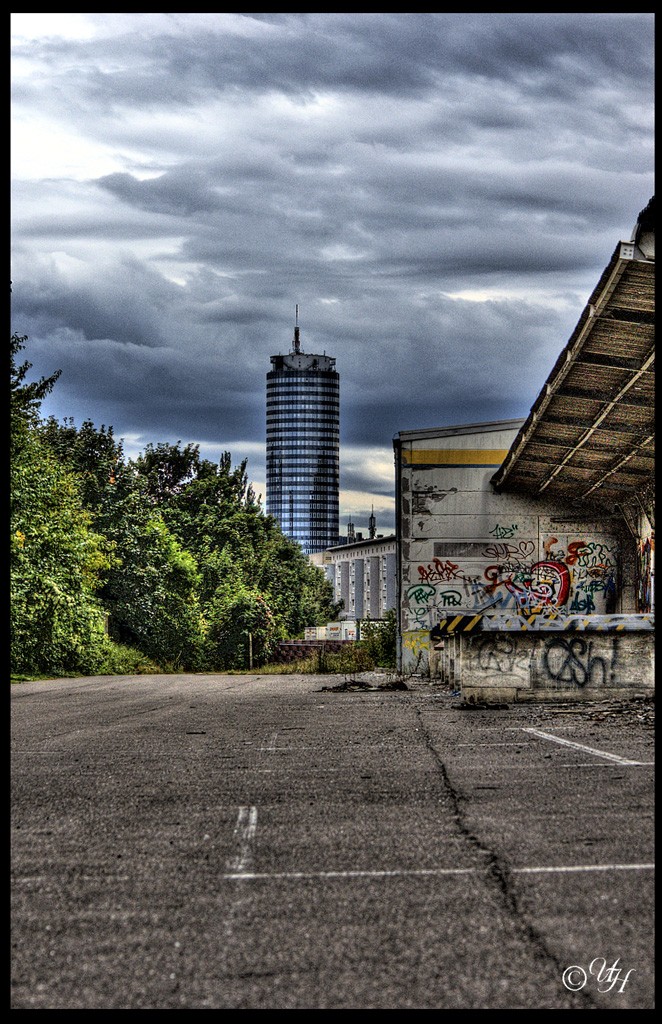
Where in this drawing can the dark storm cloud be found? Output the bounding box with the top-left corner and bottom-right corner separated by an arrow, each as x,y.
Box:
13,13 -> 652,117
12,257 -> 178,349
11,12 -> 654,531
97,170 -> 223,217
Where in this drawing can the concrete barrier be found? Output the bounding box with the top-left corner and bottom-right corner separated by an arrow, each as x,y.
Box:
458,619 -> 654,703
426,614 -> 654,702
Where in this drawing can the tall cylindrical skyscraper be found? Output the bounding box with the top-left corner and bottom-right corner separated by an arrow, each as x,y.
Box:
266,309 -> 340,555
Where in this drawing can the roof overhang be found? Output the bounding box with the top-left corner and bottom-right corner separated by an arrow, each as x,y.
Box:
491,240 -> 655,515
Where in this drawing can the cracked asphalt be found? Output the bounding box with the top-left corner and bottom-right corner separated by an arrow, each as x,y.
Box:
11,673 -> 655,1009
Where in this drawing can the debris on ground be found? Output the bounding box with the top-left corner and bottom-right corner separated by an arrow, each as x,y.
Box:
535,695 -> 655,725
452,701 -> 510,710
318,675 -> 409,692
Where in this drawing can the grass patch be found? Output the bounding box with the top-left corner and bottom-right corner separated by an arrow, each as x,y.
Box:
253,644 -> 377,675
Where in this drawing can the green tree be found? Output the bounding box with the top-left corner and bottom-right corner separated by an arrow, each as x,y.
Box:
249,524 -> 340,637
130,441 -> 203,510
40,420 -> 206,669
205,586 -> 279,670
39,416 -> 124,510
11,336 -> 113,675
11,332 -> 61,430
93,487 -> 206,670
130,442 -> 339,632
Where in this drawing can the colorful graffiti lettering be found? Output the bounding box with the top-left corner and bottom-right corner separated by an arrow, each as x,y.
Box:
407,584 -> 435,605
417,558 -> 462,583
565,541 -> 589,565
406,532 -> 620,631
402,632 -> 430,655
569,591 -> 596,613
406,584 -> 467,627
574,541 -> 616,569
484,560 -> 570,611
543,539 -> 594,564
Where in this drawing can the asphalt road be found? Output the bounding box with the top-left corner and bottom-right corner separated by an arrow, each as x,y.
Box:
10,672 -> 655,1009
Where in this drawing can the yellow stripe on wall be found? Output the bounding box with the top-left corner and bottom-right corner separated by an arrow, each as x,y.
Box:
402,449 -> 510,466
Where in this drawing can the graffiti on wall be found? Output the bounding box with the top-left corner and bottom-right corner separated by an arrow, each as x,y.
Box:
402,631 -> 430,655
476,612 -> 651,633
401,630 -> 431,674
472,634 -> 531,684
488,523 -> 519,539
484,558 -> 570,610
542,636 -> 613,688
406,527 -> 618,631
466,633 -> 623,689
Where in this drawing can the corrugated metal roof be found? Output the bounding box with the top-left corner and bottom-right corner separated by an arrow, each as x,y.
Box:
491,200 -> 655,516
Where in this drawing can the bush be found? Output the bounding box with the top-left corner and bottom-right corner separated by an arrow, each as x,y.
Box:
205,589 -> 279,670
357,610 -> 397,668
93,641 -> 166,675
316,644 -> 375,674
253,643 -> 376,675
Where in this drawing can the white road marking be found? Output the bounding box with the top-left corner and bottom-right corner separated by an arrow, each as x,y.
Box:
456,742 -> 532,747
219,805 -> 260,977
225,867 -> 477,880
14,863 -> 653,885
522,727 -> 648,765
556,762 -> 655,768
259,732 -> 279,752
223,862 -> 654,881
512,863 -> 655,874
438,762 -> 652,770
227,805 -> 258,873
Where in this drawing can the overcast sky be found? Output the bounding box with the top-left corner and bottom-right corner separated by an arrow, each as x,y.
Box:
10,12 -> 654,536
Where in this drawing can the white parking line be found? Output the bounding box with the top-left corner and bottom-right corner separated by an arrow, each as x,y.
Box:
522,727 -> 648,765
224,862 -> 654,881
226,867 -> 477,880
512,863 -> 655,875
259,732 -> 279,752
457,742 -> 532,747
557,762 -> 655,768
227,805 -> 258,873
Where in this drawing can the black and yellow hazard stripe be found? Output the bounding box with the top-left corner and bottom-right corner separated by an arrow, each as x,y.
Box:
430,614 -> 483,639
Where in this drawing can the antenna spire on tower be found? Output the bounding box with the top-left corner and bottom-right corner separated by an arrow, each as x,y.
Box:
293,304 -> 301,354
369,504 -> 376,539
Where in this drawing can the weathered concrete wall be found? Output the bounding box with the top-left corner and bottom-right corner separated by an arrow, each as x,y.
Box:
459,626 -> 654,703
395,421 -> 654,698
399,421 -> 526,675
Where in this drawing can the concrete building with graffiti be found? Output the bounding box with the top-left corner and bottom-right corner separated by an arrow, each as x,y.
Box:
393,197 -> 654,701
